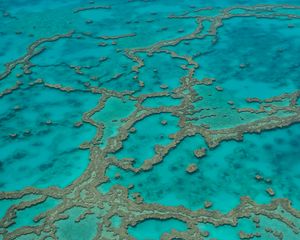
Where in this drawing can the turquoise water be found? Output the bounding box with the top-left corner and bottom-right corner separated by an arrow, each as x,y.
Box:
0,85 -> 98,191
128,219 -> 187,240
115,113 -> 180,167
55,207 -> 100,240
195,17 -> 300,100
104,124 -> 300,211
1,1 -> 300,240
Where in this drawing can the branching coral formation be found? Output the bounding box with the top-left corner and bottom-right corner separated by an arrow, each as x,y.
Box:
0,3 -> 300,240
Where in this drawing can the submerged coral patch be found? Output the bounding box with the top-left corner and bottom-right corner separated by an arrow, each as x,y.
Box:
0,1 -> 300,239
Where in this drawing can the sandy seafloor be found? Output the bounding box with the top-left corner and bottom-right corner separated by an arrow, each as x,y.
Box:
0,0 -> 300,239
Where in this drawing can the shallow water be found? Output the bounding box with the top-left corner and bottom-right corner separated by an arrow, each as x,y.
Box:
0,1 -> 300,240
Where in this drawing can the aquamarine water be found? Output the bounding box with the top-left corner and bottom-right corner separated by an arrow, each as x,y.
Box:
1,1 -> 300,240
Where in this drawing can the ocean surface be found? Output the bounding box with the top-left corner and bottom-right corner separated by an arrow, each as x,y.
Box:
0,0 -> 300,239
